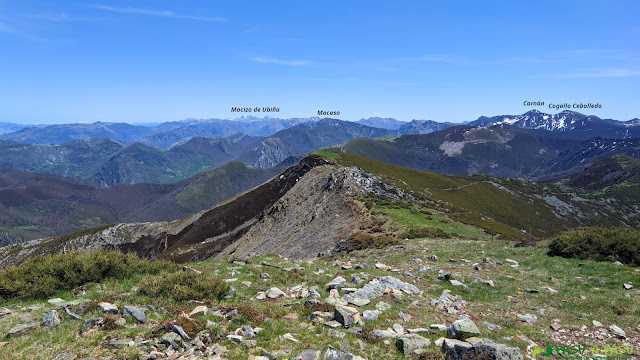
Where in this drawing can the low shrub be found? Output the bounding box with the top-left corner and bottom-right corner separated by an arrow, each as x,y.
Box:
399,226 -> 450,239
333,232 -> 403,253
548,227 -> 640,266
0,251 -> 178,301
137,270 -> 230,302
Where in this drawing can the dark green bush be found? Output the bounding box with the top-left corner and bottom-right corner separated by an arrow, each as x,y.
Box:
137,270 -> 230,302
548,227 -> 640,266
0,251 -> 178,301
399,226 -> 450,239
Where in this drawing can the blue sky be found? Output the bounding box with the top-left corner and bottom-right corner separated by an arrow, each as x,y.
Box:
0,1 -> 638,124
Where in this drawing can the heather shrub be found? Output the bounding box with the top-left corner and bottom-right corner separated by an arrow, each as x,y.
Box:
137,270 -> 230,302
0,251 -> 178,301
399,226 -> 450,239
548,227 -> 640,266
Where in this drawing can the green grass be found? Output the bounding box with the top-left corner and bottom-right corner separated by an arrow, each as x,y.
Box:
1,237 -> 638,360
314,149 -> 341,160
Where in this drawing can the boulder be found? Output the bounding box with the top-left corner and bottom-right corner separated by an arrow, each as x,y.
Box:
448,319 -> 480,340
442,338 -> 474,359
610,325 -> 626,339
98,302 -> 118,314
396,334 -> 431,355
334,306 -> 361,328
266,287 -> 286,299
362,310 -> 381,321
342,276 -> 419,302
7,322 -> 40,337
320,345 -> 366,360
466,337 -> 524,360
327,276 -> 347,290
189,305 -> 208,317
42,310 -> 61,327
123,306 -> 146,324
293,349 -> 321,360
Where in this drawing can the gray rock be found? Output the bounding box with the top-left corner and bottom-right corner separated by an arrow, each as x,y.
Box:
293,349 -> 321,360
0,307 -> 12,317
396,334 -> 431,354
347,298 -> 370,307
449,279 -> 471,291
79,318 -> 103,335
392,323 -> 405,335
442,338 -> 475,359
610,325 -> 626,338
52,353 -> 77,360
266,287 -> 286,299
342,276 -> 419,302
592,320 -> 603,327
98,302 -> 118,314
225,309 -> 239,319
320,345 -> 366,360
123,306 -> 146,324
324,320 -> 342,328
623,283 -> 634,290
481,280 -> 495,287
438,270 -> 452,280
241,325 -> 255,338
375,301 -> 391,311
42,310 -> 61,327
171,324 -> 190,340
466,337 -> 524,360
161,332 -> 183,349
516,314 -> 538,324
351,275 -> 362,285
430,324 -> 448,331
334,306 -> 361,328
398,311 -> 412,322
372,329 -> 397,338
482,321 -> 502,331
362,310 -> 381,321
448,319 -> 481,340
327,276 -> 347,289
329,329 -> 346,339
7,322 -> 40,337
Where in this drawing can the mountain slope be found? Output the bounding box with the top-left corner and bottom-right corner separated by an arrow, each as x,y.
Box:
138,117 -> 313,149
532,137 -> 640,179
559,155 -> 640,191
237,118 -> 400,168
0,122 -> 157,145
0,138 -> 125,179
341,125 -> 582,177
356,117 -> 406,130
0,163 -> 281,242
398,119 -> 454,134
3,152 -> 638,268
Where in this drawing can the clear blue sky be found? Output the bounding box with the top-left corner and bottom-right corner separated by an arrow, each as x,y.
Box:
1,1 -> 638,124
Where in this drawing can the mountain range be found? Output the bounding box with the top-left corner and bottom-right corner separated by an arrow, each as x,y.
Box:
2,151 -> 638,266
0,162 -> 281,243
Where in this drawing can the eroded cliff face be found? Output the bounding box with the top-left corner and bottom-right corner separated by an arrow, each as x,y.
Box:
216,166 -> 369,260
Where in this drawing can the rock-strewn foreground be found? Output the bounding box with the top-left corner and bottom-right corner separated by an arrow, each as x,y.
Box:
0,236 -> 638,359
